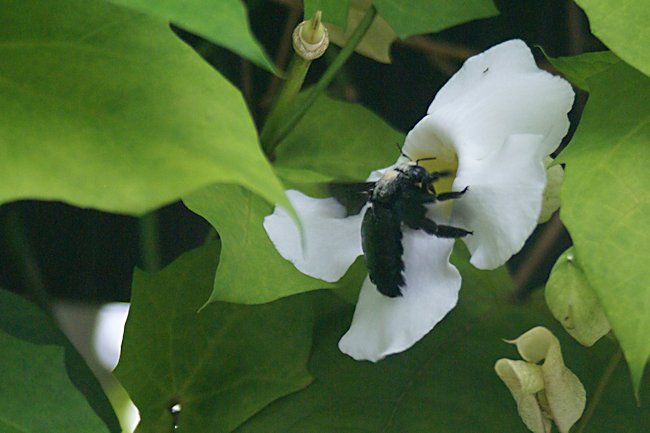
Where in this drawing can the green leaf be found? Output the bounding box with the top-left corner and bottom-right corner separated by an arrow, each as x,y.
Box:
0,0 -> 289,215
373,0 -> 499,39
114,242 -> 315,433
575,0 -> 650,77
106,0 -> 276,73
236,255 -> 650,432
545,248 -> 611,347
183,184 -> 367,304
274,94 -> 405,181
546,50 -> 620,90
305,0 -> 350,29
325,0 -> 397,64
0,289 -> 119,433
183,95 -> 404,305
558,61 -> 650,394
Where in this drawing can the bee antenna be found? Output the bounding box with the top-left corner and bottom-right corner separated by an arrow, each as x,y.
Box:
415,156 -> 437,165
394,143 -> 412,161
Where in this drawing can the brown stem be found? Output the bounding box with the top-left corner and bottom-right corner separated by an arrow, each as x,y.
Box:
512,213 -> 565,300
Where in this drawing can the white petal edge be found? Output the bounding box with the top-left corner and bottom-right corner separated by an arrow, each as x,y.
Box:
451,134 -> 547,269
338,230 -> 460,361
263,189 -> 364,282
420,39 -> 574,161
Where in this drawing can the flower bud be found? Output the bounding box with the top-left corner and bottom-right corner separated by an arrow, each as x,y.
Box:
538,157 -> 564,223
545,248 -> 611,346
293,11 -> 329,60
495,327 -> 586,433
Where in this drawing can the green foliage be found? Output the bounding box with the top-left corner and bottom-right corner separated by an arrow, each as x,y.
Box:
305,0 -> 350,29
274,94 -> 404,181
373,0 -> 499,39
320,0 -> 397,64
547,51 -> 620,90
558,61 -> 650,393
183,184 -> 367,304
575,0 -> 650,77
114,243 -> 315,433
236,254 -> 650,432
0,0 -> 289,215
106,0 -> 276,73
0,289 -> 119,433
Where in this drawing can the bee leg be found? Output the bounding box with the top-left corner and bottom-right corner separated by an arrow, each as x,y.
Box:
409,216 -> 473,238
436,186 -> 469,201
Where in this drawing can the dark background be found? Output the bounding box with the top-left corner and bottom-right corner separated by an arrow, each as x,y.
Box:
0,0 -> 603,304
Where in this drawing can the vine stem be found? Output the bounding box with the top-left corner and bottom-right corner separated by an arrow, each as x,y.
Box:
260,54 -> 312,154
261,5 -> 377,155
138,211 -> 161,272
574,349 -> 623,433
512,212 -> 565,301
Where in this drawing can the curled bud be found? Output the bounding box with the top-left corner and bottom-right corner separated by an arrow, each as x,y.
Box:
293,11 -> 330,60
495,327 -> 586,433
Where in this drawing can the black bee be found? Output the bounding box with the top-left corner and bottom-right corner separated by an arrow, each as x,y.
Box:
330,151 -> 472,298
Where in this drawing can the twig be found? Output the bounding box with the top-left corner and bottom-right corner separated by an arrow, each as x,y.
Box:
574,349 -> 623,433
512,212 -> 565,300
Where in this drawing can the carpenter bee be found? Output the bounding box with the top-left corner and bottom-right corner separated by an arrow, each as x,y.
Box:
330,150 -> 472,298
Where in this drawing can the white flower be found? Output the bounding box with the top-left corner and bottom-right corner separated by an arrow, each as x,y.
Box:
264,40 -> 574,362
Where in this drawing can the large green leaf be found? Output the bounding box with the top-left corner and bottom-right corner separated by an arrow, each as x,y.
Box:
114,242 -> 315,433
374,0 -> 498,39
183,184 -> 367,304
106,0 -> 275,72
274,93 -> 404,181
575,0 -> 650,77
0,0 -> 288,215
559,61 -> 650,394
0,289 -> 119,433
236,252 -> 650,432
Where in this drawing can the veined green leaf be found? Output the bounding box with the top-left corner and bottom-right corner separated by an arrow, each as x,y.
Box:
0,0 -> 289,215
114,243 -> 315,433
559,61 -> 650,394
0,289 -> 119,433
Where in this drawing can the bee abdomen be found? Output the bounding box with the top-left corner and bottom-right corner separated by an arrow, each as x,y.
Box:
361,205 -> 405,297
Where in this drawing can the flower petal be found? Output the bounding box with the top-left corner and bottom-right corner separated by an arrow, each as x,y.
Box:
417,39 -> 574,161
451,134 -> 547,269
338,230 -> 460,361
263,190 -> 364,282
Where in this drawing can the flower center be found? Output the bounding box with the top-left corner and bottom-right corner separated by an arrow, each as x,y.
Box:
409,148 -> 459,197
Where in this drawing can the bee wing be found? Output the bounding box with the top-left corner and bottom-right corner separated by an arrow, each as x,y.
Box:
328,182 -> 375,216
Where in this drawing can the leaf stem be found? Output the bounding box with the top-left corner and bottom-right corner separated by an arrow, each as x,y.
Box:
574,348 -> 623,433
4,206 -> 51,315
262,5 -> 377,155
260,55 -> 312,154
138,211 -> 161,272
